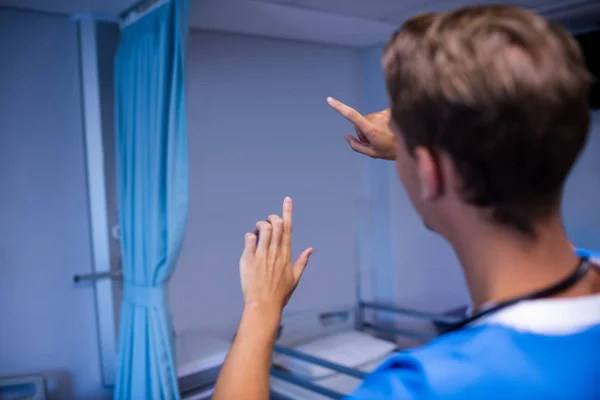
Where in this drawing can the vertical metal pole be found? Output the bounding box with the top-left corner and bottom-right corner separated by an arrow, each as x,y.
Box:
76,18 -> 117,387
354,200 -> 365,331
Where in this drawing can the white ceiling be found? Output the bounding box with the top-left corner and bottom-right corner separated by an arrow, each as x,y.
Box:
1,0 -> 599,47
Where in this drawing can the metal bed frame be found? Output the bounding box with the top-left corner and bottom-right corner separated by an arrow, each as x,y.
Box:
267,301 -> 465,400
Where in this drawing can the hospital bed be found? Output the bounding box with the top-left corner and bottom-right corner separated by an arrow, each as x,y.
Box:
269,302 -> 465,399
176,302 -> 466,399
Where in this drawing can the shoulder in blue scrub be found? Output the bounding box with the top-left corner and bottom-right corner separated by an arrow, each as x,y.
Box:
346,248 -> 600,400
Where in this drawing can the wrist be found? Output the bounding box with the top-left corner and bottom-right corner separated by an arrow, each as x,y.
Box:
244,300 -> 283,323
241,300 -> 282,337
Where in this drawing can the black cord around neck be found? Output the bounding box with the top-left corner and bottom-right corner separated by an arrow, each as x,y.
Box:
445,256 -> 591,333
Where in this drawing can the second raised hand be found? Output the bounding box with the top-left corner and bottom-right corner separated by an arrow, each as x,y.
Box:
239,197 -> 313,312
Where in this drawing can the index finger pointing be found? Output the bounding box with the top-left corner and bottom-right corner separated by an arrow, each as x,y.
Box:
327,97 -> 374,133
282,197 -> 293,252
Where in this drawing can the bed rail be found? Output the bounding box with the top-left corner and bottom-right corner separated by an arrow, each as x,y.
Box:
0,374 -> 46,400
359,301 -> 467,335
362,321 -> 431,340
270,303 -> 468,399
359,301 -> 461,325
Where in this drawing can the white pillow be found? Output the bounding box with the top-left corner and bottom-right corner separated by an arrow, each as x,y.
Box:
275,331 -> 396,379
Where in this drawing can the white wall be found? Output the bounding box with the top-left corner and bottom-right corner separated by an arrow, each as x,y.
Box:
0,8 -> 111,400
169,30 -> 363,335
356,46 -> 397,307
563,111 -> 600,249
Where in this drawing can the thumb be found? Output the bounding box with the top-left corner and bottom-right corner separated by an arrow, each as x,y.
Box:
345,135 -> 377,158
293,248 -> 313,282
354,126 -> 369,143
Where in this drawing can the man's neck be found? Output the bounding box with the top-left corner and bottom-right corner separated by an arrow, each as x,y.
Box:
450,216 -> 589,310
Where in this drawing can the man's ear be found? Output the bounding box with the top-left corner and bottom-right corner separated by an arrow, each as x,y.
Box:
414,146 -> 442,200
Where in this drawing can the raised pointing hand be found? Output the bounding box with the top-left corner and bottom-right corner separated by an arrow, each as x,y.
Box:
327,97 -> 398,160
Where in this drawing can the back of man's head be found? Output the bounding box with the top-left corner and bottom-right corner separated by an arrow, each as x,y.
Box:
383,5 -> 592,235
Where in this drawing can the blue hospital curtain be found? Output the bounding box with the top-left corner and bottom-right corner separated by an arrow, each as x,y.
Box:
113,0 -> 190,399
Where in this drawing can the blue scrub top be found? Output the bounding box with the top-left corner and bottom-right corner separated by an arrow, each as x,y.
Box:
576,248 -> 600,260
346,249 -> 600,400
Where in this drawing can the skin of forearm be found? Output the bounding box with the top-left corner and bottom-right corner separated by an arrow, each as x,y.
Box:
212,302 -> 282,400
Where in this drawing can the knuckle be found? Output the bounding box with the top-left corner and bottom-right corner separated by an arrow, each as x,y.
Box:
366,112 -> 380,122
256,221 -> 269,232
268,216 -> 282,231
268,214 -> 281,223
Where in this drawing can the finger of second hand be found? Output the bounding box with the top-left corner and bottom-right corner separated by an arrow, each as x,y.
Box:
255,221 -> 271,256
281,197 -> 292,260
267,214 -> 283,260
243,232 -> 257,255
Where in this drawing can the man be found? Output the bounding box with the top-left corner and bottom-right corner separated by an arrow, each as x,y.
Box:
213,6 -> 600,400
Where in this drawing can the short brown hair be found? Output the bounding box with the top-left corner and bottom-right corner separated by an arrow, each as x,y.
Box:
383,5 -> 592,234
383,12 -> 438,60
